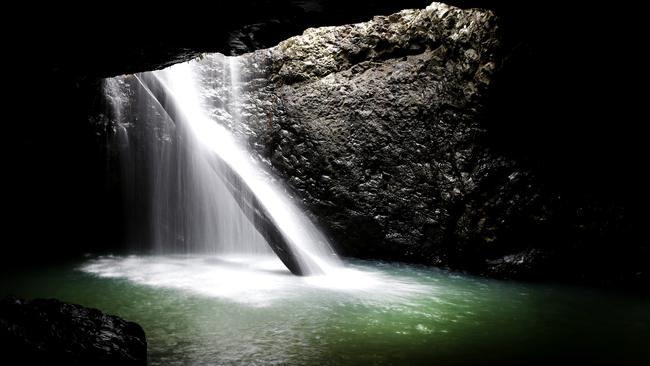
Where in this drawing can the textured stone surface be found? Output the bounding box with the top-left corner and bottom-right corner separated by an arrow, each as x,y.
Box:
0,296 -> 147,365
256,3 -> 506,265
204,3 -> 543,272
190,2 -> 647,282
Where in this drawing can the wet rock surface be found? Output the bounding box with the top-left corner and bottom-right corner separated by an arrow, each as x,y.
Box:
0,296 -> 147,365
194,2 -> 648,282
207,3 -> 537,272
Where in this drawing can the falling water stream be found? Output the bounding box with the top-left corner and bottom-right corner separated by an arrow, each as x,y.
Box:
103,55 -> 338,275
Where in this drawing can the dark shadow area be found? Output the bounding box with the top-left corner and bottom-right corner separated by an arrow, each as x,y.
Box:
476,2 -> 648,285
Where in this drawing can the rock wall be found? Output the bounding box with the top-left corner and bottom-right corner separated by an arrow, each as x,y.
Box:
226,3 -> 534,269
201,2 -> 647,282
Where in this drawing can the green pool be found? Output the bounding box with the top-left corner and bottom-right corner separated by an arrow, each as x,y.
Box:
2,255 -> 648,365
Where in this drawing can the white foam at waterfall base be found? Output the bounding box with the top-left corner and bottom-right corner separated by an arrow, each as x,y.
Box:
150,57 -> 340,275
81,255 -> 429,307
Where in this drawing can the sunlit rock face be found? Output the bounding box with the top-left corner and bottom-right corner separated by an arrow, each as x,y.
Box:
204,2 -> 647,283
217,3 -> 542,274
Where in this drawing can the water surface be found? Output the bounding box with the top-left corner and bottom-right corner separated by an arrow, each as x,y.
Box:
2,255 -> 648,365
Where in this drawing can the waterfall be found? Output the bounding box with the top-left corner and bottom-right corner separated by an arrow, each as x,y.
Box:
103,55 -> 340,275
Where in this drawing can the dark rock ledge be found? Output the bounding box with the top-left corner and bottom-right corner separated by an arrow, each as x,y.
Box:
0,296 -> 146,365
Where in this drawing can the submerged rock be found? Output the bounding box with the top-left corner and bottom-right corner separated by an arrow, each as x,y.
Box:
0,296 -> 146,365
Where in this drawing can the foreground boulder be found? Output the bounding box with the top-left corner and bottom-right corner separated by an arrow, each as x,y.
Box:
0,296 -> 146,365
